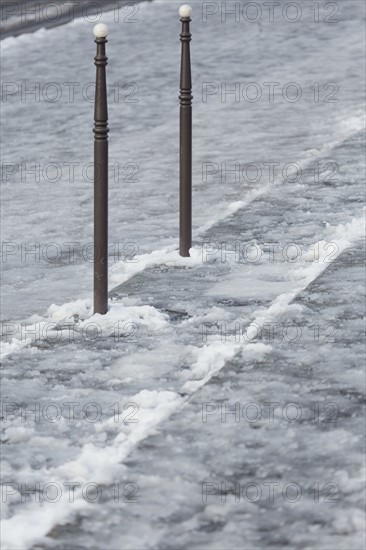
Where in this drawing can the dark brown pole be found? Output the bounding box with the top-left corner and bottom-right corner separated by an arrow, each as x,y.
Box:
93,23 -> 109,315
179,5 -> 193,257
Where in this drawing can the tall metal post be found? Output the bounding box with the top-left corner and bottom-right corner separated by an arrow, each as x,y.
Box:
179,5 -> 193,257
93,23 -> 109,315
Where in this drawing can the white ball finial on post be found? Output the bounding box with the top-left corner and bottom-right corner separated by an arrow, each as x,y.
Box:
179,5 -> 192,19
93,23 -> 108,38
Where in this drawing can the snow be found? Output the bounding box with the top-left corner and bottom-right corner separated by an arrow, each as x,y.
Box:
1,0 -> 365,320
179,5 -> 192,19
93,23 -> 108,38
1,0 -> 365,548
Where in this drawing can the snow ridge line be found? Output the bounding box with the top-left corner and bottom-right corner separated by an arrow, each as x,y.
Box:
182,212 -> 366,393
110,111 -> 365,284
1,212 -> 365,550
196,110 -> 365,235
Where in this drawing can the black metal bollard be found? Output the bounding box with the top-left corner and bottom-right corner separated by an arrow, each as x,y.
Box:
179,5 -> 193,258
93,23 -> 109,315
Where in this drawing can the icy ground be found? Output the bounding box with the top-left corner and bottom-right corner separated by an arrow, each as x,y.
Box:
1,0 -> 366,549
